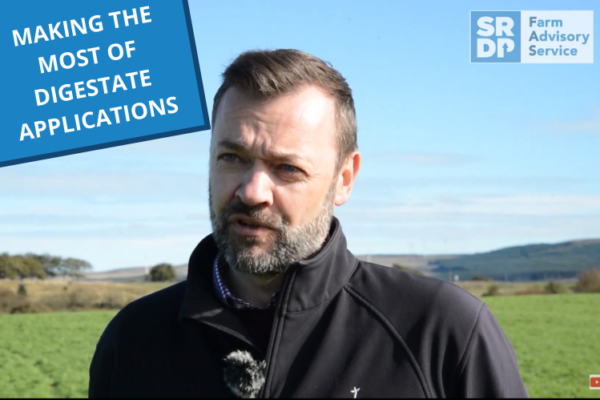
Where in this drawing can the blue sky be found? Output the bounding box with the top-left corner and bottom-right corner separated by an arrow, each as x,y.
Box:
2,0 -> 600,271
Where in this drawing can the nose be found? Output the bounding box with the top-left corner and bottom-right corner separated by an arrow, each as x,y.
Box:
235,165 -> 274,208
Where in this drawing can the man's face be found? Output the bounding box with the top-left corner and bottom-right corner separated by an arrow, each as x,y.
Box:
209,85 -> 340,275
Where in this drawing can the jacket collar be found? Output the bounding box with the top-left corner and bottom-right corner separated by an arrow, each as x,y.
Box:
179,217 -> 358,322
282,217 -> 358,313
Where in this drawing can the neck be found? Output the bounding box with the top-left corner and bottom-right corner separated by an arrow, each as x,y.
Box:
227,266 -> 285,308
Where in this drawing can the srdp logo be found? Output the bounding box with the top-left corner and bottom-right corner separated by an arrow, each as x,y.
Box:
471,11 -> 521,63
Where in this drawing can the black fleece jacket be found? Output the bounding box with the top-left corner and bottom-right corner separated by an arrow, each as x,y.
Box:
89,218 -> 528,398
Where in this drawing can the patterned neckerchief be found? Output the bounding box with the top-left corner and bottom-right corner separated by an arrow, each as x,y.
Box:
212,252 -> 279,310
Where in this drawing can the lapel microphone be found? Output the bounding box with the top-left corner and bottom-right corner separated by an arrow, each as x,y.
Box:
223,350 -> 267,398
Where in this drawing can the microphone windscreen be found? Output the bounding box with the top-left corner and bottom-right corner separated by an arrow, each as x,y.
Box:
223,350 -> 267,399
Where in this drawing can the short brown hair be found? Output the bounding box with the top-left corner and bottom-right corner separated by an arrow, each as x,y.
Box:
212,49 -> 357,170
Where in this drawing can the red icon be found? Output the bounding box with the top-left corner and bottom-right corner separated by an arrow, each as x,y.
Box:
591,375 -> 600,389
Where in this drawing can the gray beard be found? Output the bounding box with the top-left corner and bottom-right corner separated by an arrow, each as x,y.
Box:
209,184 -> 335,276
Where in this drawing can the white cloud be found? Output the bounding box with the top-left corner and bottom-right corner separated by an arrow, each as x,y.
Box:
0,171 -> 208,199
553,120 -> 600,134
340,194 -> 600,221
0,233 -> 209,271
336,193 -> 600,255
365,152 -> 478,165
1,162 -> 599,271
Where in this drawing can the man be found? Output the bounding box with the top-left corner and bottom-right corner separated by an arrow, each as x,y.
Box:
89,49 -> 528,398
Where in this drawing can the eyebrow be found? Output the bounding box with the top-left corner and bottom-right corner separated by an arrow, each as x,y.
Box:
217,139 -> 246,153
216,139 -> 303,164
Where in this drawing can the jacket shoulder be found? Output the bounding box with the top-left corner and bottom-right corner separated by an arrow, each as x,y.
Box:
105,281 -> 187,338
345,262 -> 489,396
349,262 -> 482,315
345,262 -> 527,398
346,262 -> 484,345
89,282 -> 187,397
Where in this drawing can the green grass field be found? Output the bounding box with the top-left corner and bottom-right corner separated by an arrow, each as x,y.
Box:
484,294 -> 600,398
0,311 -> 114,398
0,294 -> 598,398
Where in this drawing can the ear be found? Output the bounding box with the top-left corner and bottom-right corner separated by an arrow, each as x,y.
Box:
334,151 -> 361,206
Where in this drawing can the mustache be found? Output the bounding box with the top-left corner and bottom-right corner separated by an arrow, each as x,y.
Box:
219,200 -> 285,230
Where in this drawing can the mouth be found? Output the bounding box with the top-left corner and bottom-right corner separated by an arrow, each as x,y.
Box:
229,215 -> 274,235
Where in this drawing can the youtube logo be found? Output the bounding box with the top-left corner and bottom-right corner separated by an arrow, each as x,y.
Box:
591,375 -> 600,390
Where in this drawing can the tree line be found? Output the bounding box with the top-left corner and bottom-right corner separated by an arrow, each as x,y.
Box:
0,253 -> 92,279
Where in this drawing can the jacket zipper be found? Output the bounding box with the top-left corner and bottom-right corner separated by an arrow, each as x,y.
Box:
259,266 -> 298,398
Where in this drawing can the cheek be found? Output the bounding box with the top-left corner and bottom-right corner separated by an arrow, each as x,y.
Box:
273,183 -> 329,227
209,172 -> 237,212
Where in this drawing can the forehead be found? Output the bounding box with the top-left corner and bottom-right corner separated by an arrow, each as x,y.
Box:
211,85 -> 338,160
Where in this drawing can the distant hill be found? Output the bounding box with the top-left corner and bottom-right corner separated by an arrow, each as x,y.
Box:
84,239 -> 600,282
85,265 -> 188,282
84,256 -> 449,282
355,254 -> 460,271
428,239 -> 600,281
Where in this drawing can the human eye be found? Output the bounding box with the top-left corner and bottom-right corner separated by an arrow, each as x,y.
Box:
276,163 -> 307,182
278,164 -> 303,175
218,153 -> 240,163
